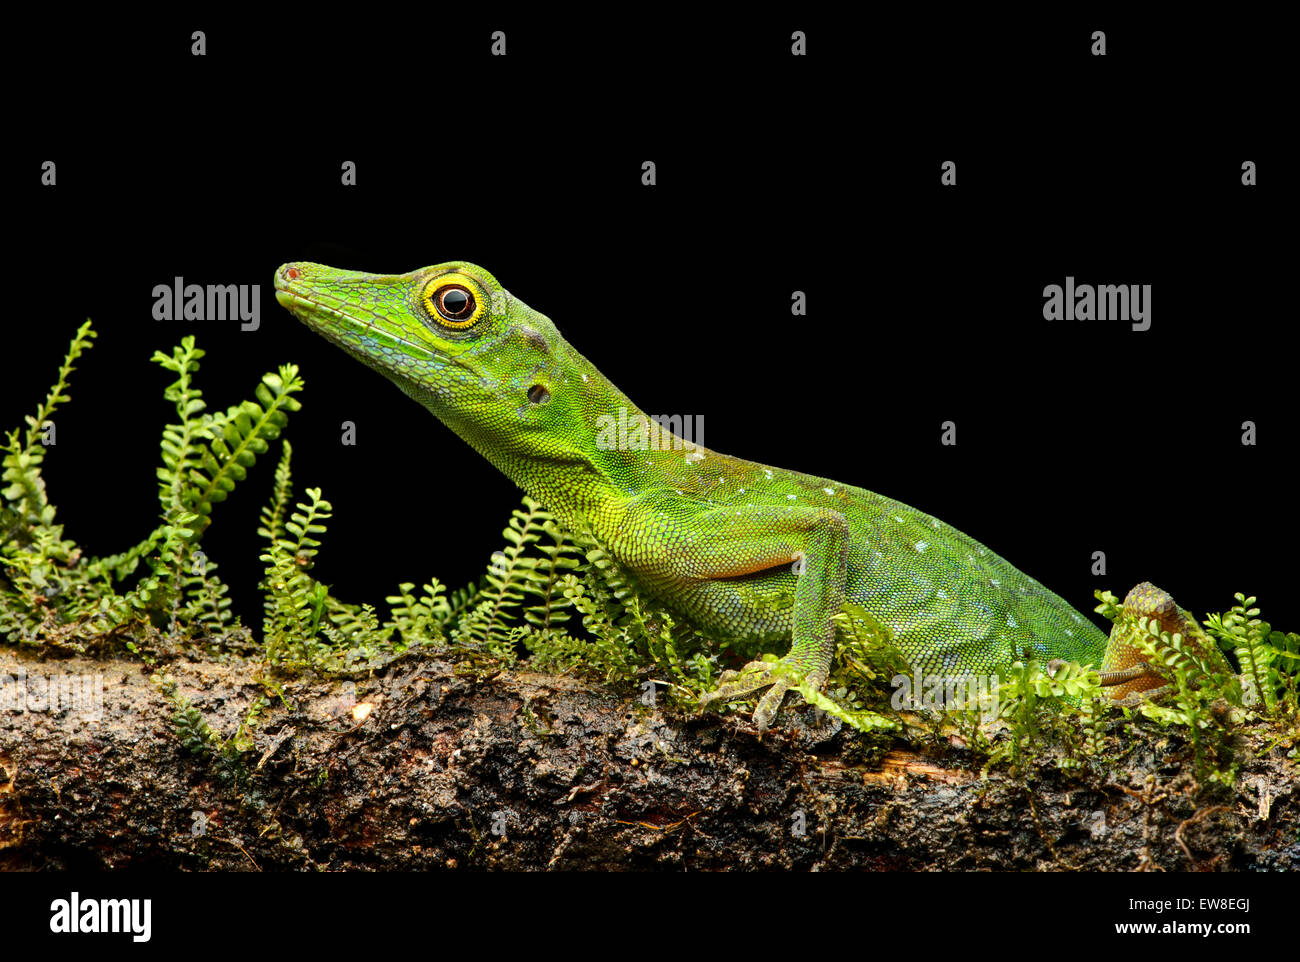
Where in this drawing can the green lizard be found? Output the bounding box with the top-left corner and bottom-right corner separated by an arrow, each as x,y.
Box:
273,260 -> 1200,727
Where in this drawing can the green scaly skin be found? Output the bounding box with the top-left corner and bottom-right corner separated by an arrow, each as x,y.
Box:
273,260 -> 1174,728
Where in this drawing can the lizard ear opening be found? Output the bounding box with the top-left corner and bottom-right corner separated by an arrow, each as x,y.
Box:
527,384 -> 551,405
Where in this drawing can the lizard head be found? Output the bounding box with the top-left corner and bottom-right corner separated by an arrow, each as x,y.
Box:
273,260 -> 611,476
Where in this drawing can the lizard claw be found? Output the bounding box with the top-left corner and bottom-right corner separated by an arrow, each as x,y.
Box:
699,657 -> 827,730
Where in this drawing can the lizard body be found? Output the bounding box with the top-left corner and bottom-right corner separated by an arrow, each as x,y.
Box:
274,260 -> 1174,727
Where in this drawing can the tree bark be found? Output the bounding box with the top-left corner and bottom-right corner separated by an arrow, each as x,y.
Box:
2,647 -> 1295,871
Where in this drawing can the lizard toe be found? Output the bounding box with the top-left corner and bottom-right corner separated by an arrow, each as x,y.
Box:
698,658 -> 780,707
699,656 -> 819,730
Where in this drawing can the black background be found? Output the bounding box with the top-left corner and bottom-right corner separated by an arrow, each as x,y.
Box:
5,13 -> 1293,635
1,5 -> 1294,936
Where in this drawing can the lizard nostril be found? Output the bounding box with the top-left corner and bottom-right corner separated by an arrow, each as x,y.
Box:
527,384 -> 551,405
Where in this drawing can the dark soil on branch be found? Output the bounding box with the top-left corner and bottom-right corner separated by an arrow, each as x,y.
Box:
2,647 -> 1296,871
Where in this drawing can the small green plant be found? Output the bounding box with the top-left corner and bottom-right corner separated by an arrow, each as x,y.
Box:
1205,594 -> 1299,717
161,677 -> 223,758
983,657 -> 1102,774
257,444 -> 451,674
260,483 -> 334,667
152,672 -> 270,789
1128,614 -> 1240,786
0,322 -> 96,636
0,324 -> 303,650
450,497 -> 580,664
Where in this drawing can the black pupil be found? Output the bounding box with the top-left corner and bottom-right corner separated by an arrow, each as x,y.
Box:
441,288 -> 471,317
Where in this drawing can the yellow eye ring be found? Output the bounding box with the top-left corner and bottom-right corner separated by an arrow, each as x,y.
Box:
423,274 -> 485,330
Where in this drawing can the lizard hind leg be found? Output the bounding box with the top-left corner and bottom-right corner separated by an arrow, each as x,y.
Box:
1099,582 -> 1237,700
682,504 -> 850,729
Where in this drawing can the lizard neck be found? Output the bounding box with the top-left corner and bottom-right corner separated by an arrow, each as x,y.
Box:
441,343 -> 705,543
436,343 -> 644,538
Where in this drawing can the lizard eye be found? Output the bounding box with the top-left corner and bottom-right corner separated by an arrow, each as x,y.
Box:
435,286 -> 474,322
422,276 -> 485,330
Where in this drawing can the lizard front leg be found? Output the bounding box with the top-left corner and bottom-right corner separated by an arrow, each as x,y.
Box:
627,503 -> 852,729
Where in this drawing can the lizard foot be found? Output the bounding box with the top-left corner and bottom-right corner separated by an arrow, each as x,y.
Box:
699,656 -> 828,730
1100,582 -> 1238,701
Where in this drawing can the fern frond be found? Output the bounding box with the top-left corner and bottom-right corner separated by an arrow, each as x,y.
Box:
444,580 -> 482,627
257,440 -> 295,546
1205,594 -> 1276,712
190,367 -> 303,529
151,336 -> 210,516
180,551 -> 236,635
451,496 -> 549,649
385,579 -> 450,650
260,487 -> 332,666
520,511 -> 582,628
1,319 -> 96,531
0,322 -> 97,633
